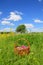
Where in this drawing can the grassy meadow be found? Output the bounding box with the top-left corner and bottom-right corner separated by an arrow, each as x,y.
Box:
0,32 -> 43,65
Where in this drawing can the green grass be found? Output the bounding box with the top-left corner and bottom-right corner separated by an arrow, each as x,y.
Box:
0,32 -> 43,65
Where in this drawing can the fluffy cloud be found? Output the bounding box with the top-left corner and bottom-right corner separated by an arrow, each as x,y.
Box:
0,28 -> 15,32
4,11 -> 22,21
25,24 -> 34,28
1,20 -> 14,26
34,19 -> 43,23
4,28 -> 14,32
31,28 -> 43,32
1,11 -> 22,26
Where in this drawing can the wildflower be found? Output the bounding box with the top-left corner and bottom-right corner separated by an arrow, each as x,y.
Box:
21,45 -> 26,49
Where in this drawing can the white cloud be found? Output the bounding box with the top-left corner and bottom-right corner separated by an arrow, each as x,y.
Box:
1,11 -> 22,26
38,0 -> 42,2
0,12 -> 2,15
31,28 -> 43,32
1,20 -> 14,26
4,11 -> 22,21
0,28 -> 15,32
34,19 -> 43,23
0,29 -> 3,32
25,24 -> 34,28
4,28 -> 14,32
2,21 -> 10,25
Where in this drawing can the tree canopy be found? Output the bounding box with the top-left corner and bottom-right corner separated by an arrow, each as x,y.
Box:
16,24 -> 27,33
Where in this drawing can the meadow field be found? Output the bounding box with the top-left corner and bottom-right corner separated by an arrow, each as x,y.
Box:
0,32 -> 43,65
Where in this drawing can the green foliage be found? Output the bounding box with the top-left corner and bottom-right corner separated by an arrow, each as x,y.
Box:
16,24 -> 26,33
0,32 -> 43,65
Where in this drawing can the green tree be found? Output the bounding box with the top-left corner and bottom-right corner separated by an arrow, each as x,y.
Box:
16,24 -> 27,33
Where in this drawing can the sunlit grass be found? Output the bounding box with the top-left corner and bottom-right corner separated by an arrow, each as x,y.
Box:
0,32 -> 43,65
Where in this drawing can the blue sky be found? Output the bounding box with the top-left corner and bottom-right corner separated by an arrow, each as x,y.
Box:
0,0 -> 43,32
